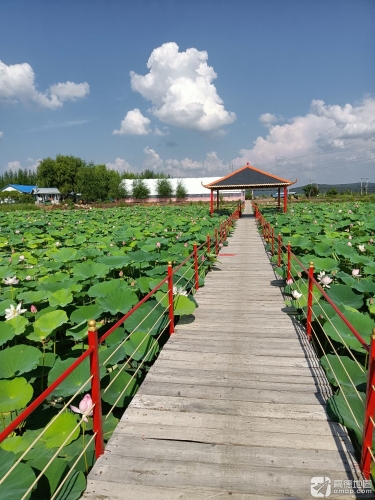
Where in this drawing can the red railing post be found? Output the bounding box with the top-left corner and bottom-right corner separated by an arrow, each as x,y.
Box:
278,234 -> 282,267
206,233 -> 210,254
88,320 -> 104,459
215,228 -> 218,254
287,242 -> 291,282
193,243 -> 199,291
306,263 -> 314,341
167,262 -> 174,335
361,329 -> 375,479
239,202 -> 242,218
271,227 -> 274,255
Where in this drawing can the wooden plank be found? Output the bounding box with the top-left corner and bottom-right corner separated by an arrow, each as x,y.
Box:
138,380 -> 327,405
130,394 -> 329,420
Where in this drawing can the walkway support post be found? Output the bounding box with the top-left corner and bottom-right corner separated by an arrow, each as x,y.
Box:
88,320 -> 104,459
287,242 -> 291,282
306,262 -> 314,341
168,262 -> 174,335
215,228 -> 218,255
210,189 -> 214,216
194,243 -> 199,291
216,190 -> 219,210
277,188 -> 281,210
361,328 -> 375,479
283,186 -> 287,213
271,227 -> 275,255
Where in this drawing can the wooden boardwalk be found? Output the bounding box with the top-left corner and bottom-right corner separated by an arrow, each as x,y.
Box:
84,202 -> 364,500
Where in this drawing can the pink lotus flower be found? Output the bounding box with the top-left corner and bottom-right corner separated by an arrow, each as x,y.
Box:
348,242 -> 352,246
286,279 -> 293,285
156,242 -> 161,248
119,270 -> 123,277
30,305 -> 37,313
352,269 -> 361,277
70,394 -> 93,423
184,243 -> 188,247
317,271 -> 332,288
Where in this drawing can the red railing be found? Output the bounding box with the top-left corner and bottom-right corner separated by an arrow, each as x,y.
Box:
0,208 -> 239,497
253,202 -> 375,480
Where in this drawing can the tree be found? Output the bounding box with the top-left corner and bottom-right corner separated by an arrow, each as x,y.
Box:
175,180 -> 188,199
156,178 -> 173,199
326,187 -> 338,196
37,155 -> 86,196
302,184 -> 319,197
132,179 -> 150,199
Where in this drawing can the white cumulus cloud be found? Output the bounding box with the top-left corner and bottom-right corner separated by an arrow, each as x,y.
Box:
106,157 -> 133,172
0,131 -> 3,138
113,108 -> 151,135
130,42 -> 236,133
142,147 -> 229,177
233,97 -> 375,183
0,60 -> 89,109
7,161 -> 22,171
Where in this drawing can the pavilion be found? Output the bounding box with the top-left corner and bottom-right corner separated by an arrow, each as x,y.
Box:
202,163 -> 296,214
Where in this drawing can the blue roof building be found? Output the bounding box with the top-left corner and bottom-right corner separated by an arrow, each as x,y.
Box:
1,184 -> 37,194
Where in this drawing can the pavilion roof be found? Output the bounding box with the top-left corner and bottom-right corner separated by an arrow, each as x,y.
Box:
202,163 -> 296,190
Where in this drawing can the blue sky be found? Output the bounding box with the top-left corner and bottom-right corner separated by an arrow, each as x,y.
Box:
1,0 -> 374,185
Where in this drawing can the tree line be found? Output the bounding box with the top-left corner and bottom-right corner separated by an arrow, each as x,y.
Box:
0,155 -> 187,202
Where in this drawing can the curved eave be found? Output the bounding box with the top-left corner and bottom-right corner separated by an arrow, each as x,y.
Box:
202,179 -> 297,190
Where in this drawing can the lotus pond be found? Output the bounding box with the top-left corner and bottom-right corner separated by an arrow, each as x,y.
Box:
0,204 -> 234,499
260,202 -> 375,460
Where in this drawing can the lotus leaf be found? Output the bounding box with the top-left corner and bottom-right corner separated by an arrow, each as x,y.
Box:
48,357 -> 93,396
97,288 -> 138,315
17,290 -> 50,304
48,289 -> 74,307
0,322 -> 16,346
0,377 -> 33,412
174,294 -> 197,315
51,248 -> 78,262
97,255 -> 131,268
7,315 -> 28,335
323,310 -> 374,350
0,345 -> 42,378
352,279 -> 375,295
43,413 -> 80,448
300,255 -> 338,272
70,304 -> 103,324
124,331 -> 159,361
0,299 -> 15,316
326,284 -> 364,309
0,449 -> 36,500
320,354 -> 366,390
72,261 -> 108,280
101,370 -> 139,407
87,279 -> 128,298
326,390 -> 365,443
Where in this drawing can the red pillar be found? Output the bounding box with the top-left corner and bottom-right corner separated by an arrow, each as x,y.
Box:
216,190 -> 219,210
277,188 -> 280,209
210,189 -> 214,215
283,186 -> 287,213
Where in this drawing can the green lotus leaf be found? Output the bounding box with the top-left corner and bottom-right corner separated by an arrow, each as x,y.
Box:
48,289 -> 74,307
122,301 -> 169,337
321,354 -> 367,390
0,449 -> 36,500
124,331 -> 159,362
129,250 -> 152,263
0,345 -> 42,378
174,294 -> 197,315
99,343 -> 127,367
96,288 -> 138,315
0,322 -> 16,346
323,311 -> 374,351
0,377 -> 33,412
87,279 -> 128,298
313,241 -> 334,257
326,284 -> 364,309
96,255 -> 131,268
16,290 -> 50,304
43,413 -> 80,448
352,278 -> 375,295
101,370 -> 139,407
300,255 -> 338,272
48,357 -> 91,397
0,299 -> 16,316
70,304 -> 103,324
288,235 -> 313,251
332,243 -> 355,259
33,310 -> 68,335
7,315 -> 28,335
136,276 -> 155,293
71,261 -> 108,280
51,248 -> 77,262
326,391 -> 365,443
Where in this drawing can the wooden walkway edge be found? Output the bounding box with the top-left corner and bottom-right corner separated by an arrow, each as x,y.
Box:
83,202 -> 367,500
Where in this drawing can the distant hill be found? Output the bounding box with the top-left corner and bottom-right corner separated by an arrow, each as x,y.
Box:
252,182 -> 375,197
